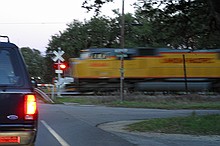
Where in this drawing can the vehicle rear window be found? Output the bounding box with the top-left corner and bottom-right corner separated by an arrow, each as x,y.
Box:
0,48 -> 24,86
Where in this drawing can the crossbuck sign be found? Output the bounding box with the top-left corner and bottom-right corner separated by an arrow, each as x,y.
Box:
52,49 -> 65,74
52,50 -> 64,62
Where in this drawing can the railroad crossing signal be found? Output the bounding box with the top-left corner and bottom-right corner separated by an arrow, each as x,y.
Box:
52,48 -> 65,97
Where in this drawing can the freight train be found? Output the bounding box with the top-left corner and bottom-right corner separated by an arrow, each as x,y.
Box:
64,47 -> 220,93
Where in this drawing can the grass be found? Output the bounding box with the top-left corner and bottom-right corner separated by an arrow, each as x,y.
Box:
108,101 -> 220,109
126,113 -> 220,135
55,93 -> 220,109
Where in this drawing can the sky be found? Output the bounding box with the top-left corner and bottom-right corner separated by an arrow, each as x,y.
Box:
0,0 -> 136,54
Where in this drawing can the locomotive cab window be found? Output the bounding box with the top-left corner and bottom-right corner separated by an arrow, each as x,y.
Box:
80,52 -> 90,59
91,53 -> 108,59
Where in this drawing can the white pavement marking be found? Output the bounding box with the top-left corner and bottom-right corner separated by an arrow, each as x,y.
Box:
41,120 -> 70,146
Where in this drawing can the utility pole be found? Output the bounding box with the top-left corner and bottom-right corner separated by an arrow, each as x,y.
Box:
121,0 -> 125,49
120,0 -> 125,102
182,54 -> 188,93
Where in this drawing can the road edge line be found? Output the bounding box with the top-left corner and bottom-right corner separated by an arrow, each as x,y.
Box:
41,120 -> 70,146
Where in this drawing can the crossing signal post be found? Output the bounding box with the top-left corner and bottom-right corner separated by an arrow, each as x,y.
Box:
52,48 -> 65,97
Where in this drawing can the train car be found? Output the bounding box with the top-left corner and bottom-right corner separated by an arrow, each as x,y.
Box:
64,47 -> 220,92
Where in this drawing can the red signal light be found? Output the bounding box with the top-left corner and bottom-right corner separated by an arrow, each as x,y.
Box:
59,63 -> 67,70
24,95 -> 37,120
53,62 -> 67,70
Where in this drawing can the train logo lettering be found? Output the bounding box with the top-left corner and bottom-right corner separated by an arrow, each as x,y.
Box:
162,58 -> 214,63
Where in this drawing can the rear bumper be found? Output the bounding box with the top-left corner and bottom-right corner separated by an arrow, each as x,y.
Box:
0,130 -> 37,145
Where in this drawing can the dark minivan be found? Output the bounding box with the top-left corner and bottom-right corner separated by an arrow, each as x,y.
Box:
0,36 -> 38,146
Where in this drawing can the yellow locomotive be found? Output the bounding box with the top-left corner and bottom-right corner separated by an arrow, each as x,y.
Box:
65,48 -> 220,92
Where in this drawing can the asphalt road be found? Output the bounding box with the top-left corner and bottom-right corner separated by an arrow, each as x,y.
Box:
35,102 -> 220,146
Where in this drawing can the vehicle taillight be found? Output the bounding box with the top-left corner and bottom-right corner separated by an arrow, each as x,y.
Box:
24,95 -> 37,120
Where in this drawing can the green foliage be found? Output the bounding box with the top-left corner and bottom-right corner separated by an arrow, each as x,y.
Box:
134,0 -> 220,49
55,95 -> 220,110
20,47 -> 46,82
109,101 -> 220,109
48,0 -> 220,57
127,114 -> 220,135
46,17 -> 121,59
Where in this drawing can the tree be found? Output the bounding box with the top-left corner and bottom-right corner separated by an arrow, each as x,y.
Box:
208,0 -> 220,30
47,0 -> 220,65
134,0 -> 220,49
47,16 -> 122,58
82,0 -> 114,14
47,0 -> 220,53
20,47 -> 46,83
82,0 -> 220,31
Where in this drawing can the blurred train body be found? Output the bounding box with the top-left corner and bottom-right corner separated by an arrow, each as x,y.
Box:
64,48 -> 220,92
